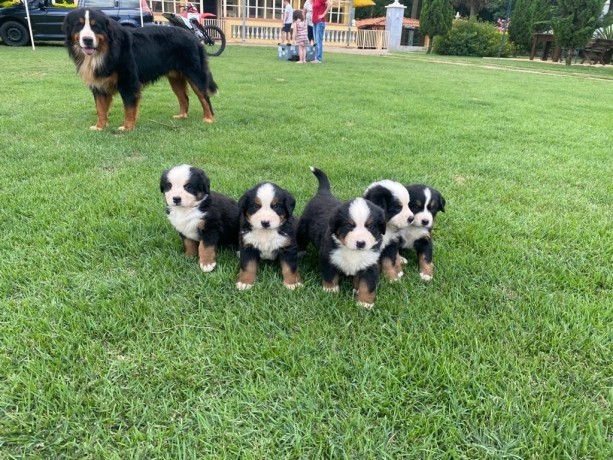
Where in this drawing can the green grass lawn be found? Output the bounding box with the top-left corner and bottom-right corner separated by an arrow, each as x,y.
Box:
0,44 -> 611,458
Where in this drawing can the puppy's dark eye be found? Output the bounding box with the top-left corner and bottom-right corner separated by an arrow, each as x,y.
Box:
185,184 -> 196,193
272,203 -> 283,212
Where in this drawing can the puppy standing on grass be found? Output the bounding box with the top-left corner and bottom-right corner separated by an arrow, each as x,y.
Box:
160,164 -> 239,272
363,180 -> 414,281
236,182 -> 302,290
399,184 -> 446,281
297,167 -> 387,309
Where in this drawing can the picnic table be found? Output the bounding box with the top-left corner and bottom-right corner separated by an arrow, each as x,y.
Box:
530,33 -> 561,62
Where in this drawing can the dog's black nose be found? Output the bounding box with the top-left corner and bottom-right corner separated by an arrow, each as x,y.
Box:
261,220 -> 270,229
422,219 -> 430,226
408,215 -> 414,224
172,196 -> 181,205
356,240 -> 366,249
82,37 -> 94,48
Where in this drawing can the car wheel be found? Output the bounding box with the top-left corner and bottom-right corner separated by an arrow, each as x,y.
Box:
0,20 -> 29,47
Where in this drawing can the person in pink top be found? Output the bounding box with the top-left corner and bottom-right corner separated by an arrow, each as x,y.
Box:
292,10 -> 309,63
311,0 -> 331,63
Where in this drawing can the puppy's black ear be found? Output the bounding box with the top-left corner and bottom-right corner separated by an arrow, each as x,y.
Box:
160,170 -> 170,193
364,186 -> 388,214
373,205 -> 387,235
190,167 -> 210,196
437,192 -> 446,213
284,193 -> 296,217
237,192 -> 249,214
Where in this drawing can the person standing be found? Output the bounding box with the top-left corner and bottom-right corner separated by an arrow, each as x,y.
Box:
311,0 -> 331,63
281,0 -> 294,45
293,10 -> 309,63
303,0 -> 314,46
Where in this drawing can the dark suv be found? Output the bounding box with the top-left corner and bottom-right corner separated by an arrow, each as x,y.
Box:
0,0 -> 153,46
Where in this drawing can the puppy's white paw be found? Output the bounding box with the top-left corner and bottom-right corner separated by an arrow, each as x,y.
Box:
89,125 -> 104,131
323,286 -> 339,293
420,273 -> 433,282
200,262 -> 217,272
236,281 -> 254,290
284,282 -> 303,290
357,301 -> 374,310
399,256 -> 408,265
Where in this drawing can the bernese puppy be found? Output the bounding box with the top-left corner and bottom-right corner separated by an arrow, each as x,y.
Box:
399,184 -> 446,281
160,164 -> 239,272
297,167 -> 386,309
236,182 -> 302,290
363,180 -> 414,281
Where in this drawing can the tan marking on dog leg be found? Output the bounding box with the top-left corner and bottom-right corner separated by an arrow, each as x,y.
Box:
418,254 -> 434,282
356,278 -> 375,309
168,75 -> 189,118
280,260 -> 302,290
188,81 -> 214,123
323,274 -> 339,292
381,257 -> 402,281
237,259 -> 257,290
198,242 -> 217,272
119,103 -> 139,131
184,239 -> 199,257
92,94 -> 112,130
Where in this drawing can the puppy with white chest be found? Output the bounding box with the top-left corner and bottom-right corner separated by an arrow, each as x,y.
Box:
236,182 -> 302,290
160,164 -> 239,272
363,180 -> 414,281
297,167 -> 386,309
399,184 -> 446,281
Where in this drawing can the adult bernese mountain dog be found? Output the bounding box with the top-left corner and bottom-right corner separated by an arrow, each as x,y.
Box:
160,165 -> 239,272
236,182 -> 302,290
399,184 -> 446,281
297,167 -> 386,309
64,8 -> 217,131
363,180 -> 414,281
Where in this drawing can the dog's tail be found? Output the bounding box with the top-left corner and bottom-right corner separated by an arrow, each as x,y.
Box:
199,46 -> 218,95
310,167 -> 332,194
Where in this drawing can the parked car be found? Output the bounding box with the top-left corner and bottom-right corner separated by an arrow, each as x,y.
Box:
0,0 -> 153,46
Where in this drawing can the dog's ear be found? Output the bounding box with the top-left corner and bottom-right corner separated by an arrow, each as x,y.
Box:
438,192 -> 446,213
364,186 -> 388,214
160,170 -> 170,193
283,193 -> 296,217
372,205 -> 386,235
190,168 -> 210,196
237,192 -> 249,215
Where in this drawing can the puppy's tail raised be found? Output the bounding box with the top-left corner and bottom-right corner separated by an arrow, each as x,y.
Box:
310,167 -> 332,194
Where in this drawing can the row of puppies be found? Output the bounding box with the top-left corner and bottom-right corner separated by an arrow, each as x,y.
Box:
160,164 -> 446,308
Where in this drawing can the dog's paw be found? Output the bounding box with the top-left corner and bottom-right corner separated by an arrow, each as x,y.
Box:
323,285 -> 339,293
391,271 -> 404,281
284,282 -> 303,290
203,116 -> 215,124
89,125 -> 104,131
399,256 -> 408,265
199,262 -> 217,272
357,301 -> 374,310
173,113 -> 188,119
420,272 -> 433,282
236,281 -> 254,290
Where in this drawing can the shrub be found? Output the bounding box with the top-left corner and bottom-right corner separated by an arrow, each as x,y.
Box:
433,18 -> 516,57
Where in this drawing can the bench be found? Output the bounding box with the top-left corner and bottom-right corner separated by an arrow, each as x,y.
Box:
580,39 -> 613,65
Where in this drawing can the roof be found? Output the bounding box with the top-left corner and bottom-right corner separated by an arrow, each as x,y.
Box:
356,17 -> 420,29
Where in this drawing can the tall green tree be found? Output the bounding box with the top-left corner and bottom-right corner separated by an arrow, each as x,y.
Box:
552,0 -> 605,64
455,0 -> 490,18
509,0 -> 555,52
421,0 -> 455,52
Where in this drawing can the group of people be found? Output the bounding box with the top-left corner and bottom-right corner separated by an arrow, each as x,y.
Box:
281,0 -> 331,64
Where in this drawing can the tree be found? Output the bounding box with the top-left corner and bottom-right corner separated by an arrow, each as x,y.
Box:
421,0 -> 455,52
454,0 -> 490,18
552,0 -> 606,64
509,0 -> 555,52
